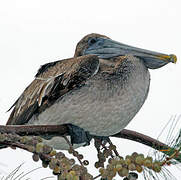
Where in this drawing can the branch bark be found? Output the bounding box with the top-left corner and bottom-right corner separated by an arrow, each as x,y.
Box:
112,129 -> 181,162
0,124 -> 180,162
112,129 -> 168,151
0,125 -> 68,136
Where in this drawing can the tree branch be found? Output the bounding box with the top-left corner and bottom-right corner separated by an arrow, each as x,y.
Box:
112,129 -> 181,162
0,124 -> 180,162
0,125 -> 68,136
112,129 -> 168,151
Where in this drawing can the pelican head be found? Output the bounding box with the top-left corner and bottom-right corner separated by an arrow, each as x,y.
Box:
74,33 -> 177,69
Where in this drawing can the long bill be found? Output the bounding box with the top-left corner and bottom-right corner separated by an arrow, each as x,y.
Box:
83,38 -> 177,69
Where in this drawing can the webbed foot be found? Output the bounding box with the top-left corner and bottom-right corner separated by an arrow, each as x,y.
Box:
67,124 -> 92,146
93,135 -> 110,144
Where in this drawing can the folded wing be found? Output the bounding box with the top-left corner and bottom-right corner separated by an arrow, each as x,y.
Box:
7,55 -> 99,125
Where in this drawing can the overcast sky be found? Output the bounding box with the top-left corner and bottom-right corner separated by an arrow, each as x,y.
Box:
0,0 -> 181,179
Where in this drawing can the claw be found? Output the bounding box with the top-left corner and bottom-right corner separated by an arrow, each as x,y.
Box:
93,135 -> 110,144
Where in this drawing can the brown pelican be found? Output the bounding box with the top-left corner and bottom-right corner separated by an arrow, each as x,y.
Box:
6,33 -> 177,149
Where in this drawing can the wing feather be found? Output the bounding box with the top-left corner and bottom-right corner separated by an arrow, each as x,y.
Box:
7,55 -> 99,125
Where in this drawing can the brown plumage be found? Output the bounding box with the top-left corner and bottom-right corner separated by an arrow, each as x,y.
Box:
6,33 -> 176,149
74,33 -> 109,57
7,54 -> 99,125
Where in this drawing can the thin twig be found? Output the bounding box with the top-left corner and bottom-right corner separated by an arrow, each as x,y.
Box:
107,137 -> 119,157
93,174 -> 101,179
63,136 -> 84,166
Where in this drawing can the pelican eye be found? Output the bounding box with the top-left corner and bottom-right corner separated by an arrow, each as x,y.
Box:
88,37 -> 97,46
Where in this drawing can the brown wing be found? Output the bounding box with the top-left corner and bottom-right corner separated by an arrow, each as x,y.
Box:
7,55 -> 99,125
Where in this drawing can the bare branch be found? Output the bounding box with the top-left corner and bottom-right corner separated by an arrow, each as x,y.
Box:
0,124 -> 181,163
0,124 -> 170,150
112,129 -> 168,151
0,125 -> 68,136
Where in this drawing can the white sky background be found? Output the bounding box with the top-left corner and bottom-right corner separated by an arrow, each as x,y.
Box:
0,0 -> 181,179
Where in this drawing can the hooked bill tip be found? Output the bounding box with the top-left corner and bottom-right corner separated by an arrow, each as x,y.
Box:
169,54 -> 177,64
